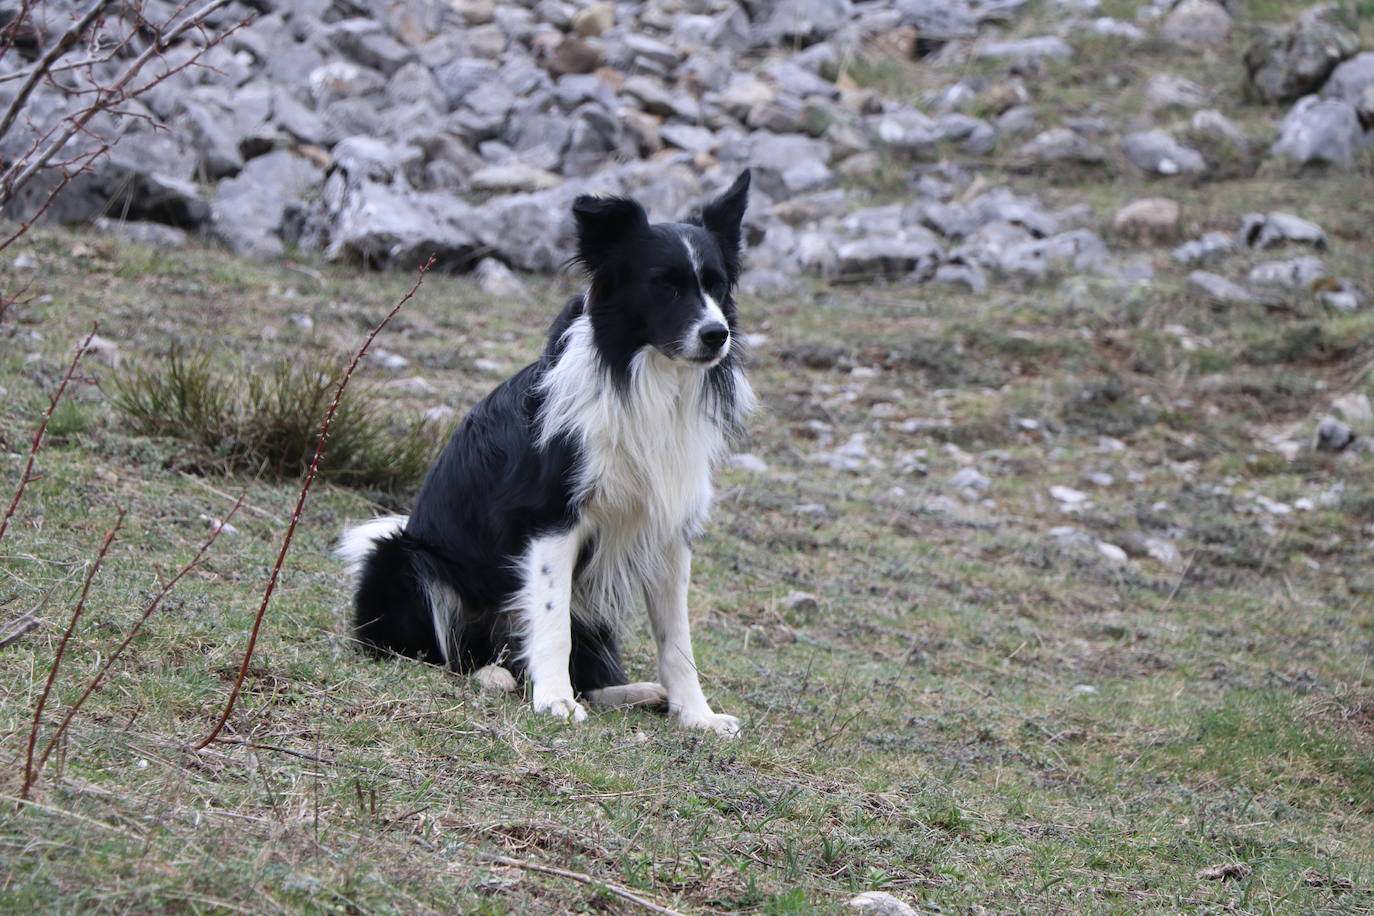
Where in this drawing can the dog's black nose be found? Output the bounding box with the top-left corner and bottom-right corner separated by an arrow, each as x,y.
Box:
698,322 -> 729,352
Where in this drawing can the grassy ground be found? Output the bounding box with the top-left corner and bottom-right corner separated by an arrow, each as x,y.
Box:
4,0 -> 1374,911
1,203 -> 1372,914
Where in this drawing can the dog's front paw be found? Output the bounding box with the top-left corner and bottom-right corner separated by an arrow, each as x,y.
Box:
676,710 -> 741,736
533,695 -> 588,723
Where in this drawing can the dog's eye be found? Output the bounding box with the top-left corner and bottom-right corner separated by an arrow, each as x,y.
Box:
653,276 -> 680,298
702,274 -> 728,299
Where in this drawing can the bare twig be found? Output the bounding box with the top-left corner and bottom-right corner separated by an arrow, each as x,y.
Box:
189,258 -> 436,751
480,854 -> 688,916
22,507 -> 125,799
0,614 -> 39,649
0,323 -> 98,545
34,496 -> 245,776
0,0 -> 114,144
0,0 -> 240,210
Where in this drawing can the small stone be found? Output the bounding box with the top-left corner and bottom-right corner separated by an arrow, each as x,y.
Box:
950,467 -> 991,493
1247,256 -> 1326,288
572,1 -> 614,36
1238,212 -> 1327,250
1187,271 -> 1255,304
1050,484 -> 1089,506
11,252 -> 36,270
1123,130 -> 1206,176
1096,541 -> 1128,564
1172,232 -> 1235,266
1315,417 -> 1355,452
976,36 -> 1073,66
1161,0 -> 1231,50
1016,127 -> 1106,164
387,376 -> 438,394
783,591 -> 820,614
372,349 -> 409,370
1112,198 -> 1181,242
475,257 -> 528,298
729,453 -> 769,474
469,164 -> 563,193
1199,863 -> 1253,882
82,334 -> 121,368
1146,73 -> 1209,110
199,514 -> 241,536
472,358 -> 504,374
848,891 -> 920,915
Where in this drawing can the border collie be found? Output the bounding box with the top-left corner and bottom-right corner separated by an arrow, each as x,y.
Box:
337,171 -> 754,735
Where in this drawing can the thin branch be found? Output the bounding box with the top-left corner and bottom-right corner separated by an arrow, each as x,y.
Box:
188,258 -> 437,751
0,323 -> 98,545
0,0 -> 114,144
0,615 -> 40,649
480,854 -> 688,916
0,140 -> 111,255
22,507 -> 126,799
0,0 -> 238,209
34,495 -> 245,776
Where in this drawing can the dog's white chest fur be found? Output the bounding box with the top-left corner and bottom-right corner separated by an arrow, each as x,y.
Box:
536,315 -> 750,620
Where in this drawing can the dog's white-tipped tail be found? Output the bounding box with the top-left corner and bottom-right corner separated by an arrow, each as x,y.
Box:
336,514 -> 409,575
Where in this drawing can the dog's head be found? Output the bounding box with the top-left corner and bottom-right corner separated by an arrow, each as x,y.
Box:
571,170 -> 751,371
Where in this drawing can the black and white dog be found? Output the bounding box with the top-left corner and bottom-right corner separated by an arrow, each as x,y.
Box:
338,171 -> 753,735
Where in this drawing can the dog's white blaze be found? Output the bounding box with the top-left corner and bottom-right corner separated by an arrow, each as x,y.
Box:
536,315 -> 750,627
336,514 -> 408,575
515,528 -> 587,721
678,230 -> 730,358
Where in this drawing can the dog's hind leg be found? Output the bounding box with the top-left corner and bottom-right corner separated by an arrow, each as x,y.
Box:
645,539 -> 740,736
517,530 -> 587,722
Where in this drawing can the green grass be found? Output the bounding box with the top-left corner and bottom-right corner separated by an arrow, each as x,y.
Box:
4,0 -> 1374,909
1,207 -> 1371,913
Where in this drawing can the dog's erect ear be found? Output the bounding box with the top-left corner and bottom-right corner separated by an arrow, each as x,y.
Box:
571,195 -> 649,272
700,170 -> 750,278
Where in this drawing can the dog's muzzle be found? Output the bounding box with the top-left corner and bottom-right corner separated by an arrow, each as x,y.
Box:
690,320 -> 730,363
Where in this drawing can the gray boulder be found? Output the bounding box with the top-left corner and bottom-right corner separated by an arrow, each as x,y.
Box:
1271,95 -> 1363,167
830,229 -> 943,282
1321,52 -> 1374,125
747,133 -> 834,198
213,151 -> 325,259
1123,130 -> 1206,176
1244,6 -> 1359,103
323,178 -> 481,271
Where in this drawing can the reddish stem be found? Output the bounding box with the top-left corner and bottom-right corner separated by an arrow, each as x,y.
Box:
0,323 -> 98,545
22,507 -> 126,799
189,258 -> 436,751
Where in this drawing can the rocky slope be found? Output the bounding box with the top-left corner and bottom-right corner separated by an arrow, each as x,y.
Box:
1,0 -> 1371,299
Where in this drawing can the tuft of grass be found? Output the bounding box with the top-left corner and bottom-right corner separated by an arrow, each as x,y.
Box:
109,347 -> 440,498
